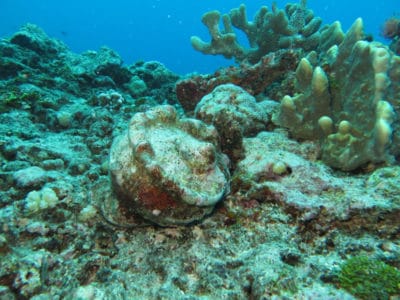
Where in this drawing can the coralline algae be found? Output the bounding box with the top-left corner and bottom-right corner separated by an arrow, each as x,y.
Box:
108,105 -> 230,226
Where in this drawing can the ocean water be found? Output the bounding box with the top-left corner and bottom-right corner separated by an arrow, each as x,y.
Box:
0,0 -> 397,74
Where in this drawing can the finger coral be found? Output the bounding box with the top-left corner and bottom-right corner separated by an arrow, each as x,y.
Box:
191,1 -> 322,64
273,18 -> 400,171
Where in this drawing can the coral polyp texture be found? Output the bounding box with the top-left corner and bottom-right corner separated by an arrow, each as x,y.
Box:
273,18 -> 400,171
190,0 -> 323,63
108,105 -> 230,226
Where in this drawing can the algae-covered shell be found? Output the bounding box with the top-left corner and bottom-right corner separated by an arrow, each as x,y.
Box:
108,105 -> 230,226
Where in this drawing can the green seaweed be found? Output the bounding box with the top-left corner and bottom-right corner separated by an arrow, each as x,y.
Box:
338,255 -> 400,300
0,88 -> 40,112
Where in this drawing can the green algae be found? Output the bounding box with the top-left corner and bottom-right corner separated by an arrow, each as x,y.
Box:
338,255 -> 400,300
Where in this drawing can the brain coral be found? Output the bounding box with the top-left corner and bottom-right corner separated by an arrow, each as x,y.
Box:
108,105 -> 230,226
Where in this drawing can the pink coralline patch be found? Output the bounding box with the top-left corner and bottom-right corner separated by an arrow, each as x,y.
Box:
175,76 -> 213,112
138,186 -> 178,211
239,199 -> 260,209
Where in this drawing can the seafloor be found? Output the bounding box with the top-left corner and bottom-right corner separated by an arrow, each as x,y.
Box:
0,22 -> 399,300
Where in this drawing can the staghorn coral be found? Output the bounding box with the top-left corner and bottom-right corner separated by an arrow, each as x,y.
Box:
190,1 -> 322,64
108,105 -> 230,226
273,18 -> 400,171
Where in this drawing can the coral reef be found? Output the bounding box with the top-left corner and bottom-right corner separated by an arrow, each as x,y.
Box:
128,60 -> 180,104
232,131 -> 400,238
195,84 -> 273,163
191,0 -> 322,64
179,1 -> 347,115
23,187 -> 59,215
175,49 -> 299,112
108,105 -> 230,226
273,18 -> 400,171
381,17 -> 400,55
10,23 -> 67,56
381,17 -> 400,40
0,11 -> 399,300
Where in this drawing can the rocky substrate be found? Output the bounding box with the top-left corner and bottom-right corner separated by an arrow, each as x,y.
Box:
0,24 -> 399,300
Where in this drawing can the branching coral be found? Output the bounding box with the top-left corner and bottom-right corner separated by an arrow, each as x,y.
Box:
191,1 -> 322,64
190,2 -> 400,172
273,18 -> 400,171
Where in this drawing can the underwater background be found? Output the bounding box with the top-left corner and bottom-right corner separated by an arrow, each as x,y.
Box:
0,0 -> 397,74
0,0 -> 400,299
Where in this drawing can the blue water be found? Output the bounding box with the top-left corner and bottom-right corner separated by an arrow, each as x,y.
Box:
0,0 -> 397,74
